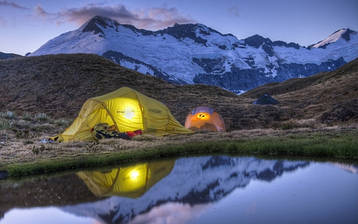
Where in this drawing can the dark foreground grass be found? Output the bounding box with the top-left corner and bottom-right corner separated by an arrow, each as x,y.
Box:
3,133 -> 358,177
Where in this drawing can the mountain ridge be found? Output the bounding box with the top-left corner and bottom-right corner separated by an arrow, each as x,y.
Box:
30,16 -> 358,92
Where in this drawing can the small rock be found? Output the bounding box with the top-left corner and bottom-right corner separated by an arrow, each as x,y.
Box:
0,170 -> 9,180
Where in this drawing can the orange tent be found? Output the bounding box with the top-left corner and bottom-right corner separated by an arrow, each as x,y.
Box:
185,106 -> 225,132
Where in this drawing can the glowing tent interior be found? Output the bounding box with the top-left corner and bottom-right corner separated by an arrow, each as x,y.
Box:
54,87 -> 191,142
77,160 -> 175,198
185,106 -> 226,132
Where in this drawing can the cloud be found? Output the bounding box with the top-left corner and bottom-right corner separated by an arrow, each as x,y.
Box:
35,5 -> 64,26
135,7 -> 195,30
34,4 -> 195,30
35,5 -> 51,17
0,0 -> 28,10
61,4 -> 136,24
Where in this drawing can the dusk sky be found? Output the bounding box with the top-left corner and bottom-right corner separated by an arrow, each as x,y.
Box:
0,0 -> 357,55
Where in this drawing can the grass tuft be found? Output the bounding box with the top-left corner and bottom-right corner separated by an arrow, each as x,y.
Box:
0,111 -> 16,119
22,112 -> 33,121
34,113 -> 48,122
0,118 -> 13,130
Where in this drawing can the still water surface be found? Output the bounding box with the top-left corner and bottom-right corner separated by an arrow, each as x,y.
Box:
1,156 -> 358,224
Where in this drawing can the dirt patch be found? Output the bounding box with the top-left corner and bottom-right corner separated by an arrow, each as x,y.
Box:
320,99 -> 358,124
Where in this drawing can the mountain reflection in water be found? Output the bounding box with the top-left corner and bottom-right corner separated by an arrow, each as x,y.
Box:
63,156 -> 308,223
1,156 -> 357,224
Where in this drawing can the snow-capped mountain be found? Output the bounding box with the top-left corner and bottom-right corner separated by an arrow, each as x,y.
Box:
309,28 -> 357,49
61,156 -> 309,224
31,16 -> 358,92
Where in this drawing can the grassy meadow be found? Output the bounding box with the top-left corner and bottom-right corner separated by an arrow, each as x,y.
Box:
0,111 -> 357,178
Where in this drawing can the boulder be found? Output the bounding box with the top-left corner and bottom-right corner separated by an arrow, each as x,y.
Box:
253,93 -> 279,105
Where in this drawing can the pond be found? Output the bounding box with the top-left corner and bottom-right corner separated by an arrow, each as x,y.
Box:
1,156 -> 358,224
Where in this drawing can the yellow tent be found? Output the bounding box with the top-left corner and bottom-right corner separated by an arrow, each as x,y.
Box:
56,87 -> 191,142
77,160 -> 175,198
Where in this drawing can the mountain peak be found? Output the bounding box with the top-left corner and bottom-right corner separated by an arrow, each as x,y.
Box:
158,23 -> 209,45
81,16 -> 119,35
310,28 -> 357,49
164,23 -> 209,33
244,34 -> 272,48
339,28 -> 357,41
158,23 -> 233,45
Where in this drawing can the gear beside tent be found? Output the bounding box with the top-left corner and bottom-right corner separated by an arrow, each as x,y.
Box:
253,93 -> 279,105
52,87 -> 191,142
185,106 -> 226,132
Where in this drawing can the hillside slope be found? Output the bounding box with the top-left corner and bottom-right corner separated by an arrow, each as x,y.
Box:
0,54 -> 246,129
0,52 -> 22,60
244,58 -> 358,123
0,54 -> 357,129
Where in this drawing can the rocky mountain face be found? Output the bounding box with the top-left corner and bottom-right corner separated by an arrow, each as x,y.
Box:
60,156 -> 308,224
30,16 -> 358,92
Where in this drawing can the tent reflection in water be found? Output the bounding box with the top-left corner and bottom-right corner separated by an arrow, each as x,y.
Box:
77,160 -> 175,198
185,106 -> 226,132
55,87 -> 191,142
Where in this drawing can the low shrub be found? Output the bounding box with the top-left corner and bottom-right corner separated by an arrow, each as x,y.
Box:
0,111 -> 16,119
13,129 -> 30,139
280,121 -> 300,130
23,140 -> 34,145
54,118 -> 70,127
0,119 -> 12,130
31,144 -> 56,154
22,112 -> 33,121
34,113 -> 48,122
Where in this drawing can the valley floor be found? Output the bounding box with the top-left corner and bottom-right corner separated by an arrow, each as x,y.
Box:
0,112 -> 357,178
